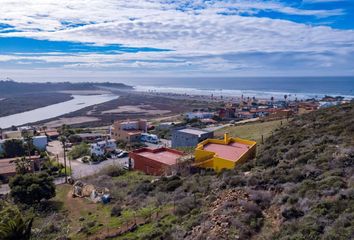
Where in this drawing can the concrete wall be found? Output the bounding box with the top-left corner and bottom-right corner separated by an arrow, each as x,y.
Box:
33,136 -> 48,150
129,151 -> 168,175
194,134 -> 256,172
129,147 -> 183,175
172,129 -> 214,148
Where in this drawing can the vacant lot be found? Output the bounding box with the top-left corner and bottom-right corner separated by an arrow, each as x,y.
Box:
215,119 -> 287,144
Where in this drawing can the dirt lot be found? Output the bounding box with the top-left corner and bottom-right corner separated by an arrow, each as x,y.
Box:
41,116 -> 100,128
102,104 -> 171,115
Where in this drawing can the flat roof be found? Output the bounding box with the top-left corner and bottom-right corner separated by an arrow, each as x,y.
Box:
137,149 -> 183,166
125,130 -> 142,136
203,142 -> 251,162
77,133 -> 105,138
177,128 -> 209,136
0,156 -> 41,175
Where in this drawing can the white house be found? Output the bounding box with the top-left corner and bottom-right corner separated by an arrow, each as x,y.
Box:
90,139 -> 116,156
185,112 -> 215,120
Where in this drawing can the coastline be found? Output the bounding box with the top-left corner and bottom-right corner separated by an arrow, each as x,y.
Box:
134,85 -> 354,101
1,82 -> 353,129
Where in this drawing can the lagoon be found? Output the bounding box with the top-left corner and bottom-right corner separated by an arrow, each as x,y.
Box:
0,94 -> 118,129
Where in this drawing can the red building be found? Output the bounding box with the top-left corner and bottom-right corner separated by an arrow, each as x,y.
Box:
129,147 -> 184,175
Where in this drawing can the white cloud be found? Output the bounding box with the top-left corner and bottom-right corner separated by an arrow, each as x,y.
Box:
0,0 -> 353,78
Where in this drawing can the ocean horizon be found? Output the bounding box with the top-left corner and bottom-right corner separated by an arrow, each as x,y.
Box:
129,76 -> 354,100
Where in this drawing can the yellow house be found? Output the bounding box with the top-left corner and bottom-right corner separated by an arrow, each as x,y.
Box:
194,133 -> 256,172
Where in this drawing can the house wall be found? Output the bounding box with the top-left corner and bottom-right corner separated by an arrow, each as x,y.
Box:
129,147 -> 182,175
194,135 -> 256,172
33,136 -> 48,150
172,130 -> 213,148
129,152 -> 168,175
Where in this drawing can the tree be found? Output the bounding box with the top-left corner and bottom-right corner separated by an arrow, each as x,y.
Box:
9,172 -> 55,205
0,201 -> 33,240
14,157 -> 31,175
68,142 -> 90,160
2,139 -> 25,158
22,131 -> 33,160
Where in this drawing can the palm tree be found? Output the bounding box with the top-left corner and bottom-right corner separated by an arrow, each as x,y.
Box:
14,157 -> 31,175
0,206 -> 33,240
42,125 -> 47,135
22,131 -> 33,158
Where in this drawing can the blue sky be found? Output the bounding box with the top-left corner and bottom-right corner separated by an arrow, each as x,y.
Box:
0,0 -> 353,81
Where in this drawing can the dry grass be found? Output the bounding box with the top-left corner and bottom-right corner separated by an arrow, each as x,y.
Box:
215,119 -> 288,144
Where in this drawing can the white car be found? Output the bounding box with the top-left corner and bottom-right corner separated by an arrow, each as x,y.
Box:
117,151 -> 128,158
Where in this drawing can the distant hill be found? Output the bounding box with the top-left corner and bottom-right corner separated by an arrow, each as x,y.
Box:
0,80 -> 133,95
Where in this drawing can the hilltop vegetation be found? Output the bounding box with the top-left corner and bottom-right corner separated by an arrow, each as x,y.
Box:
0,80 -> 133,96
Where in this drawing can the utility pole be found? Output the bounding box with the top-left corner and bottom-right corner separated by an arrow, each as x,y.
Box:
60,136 -> 68,183
63,141 -> 67,183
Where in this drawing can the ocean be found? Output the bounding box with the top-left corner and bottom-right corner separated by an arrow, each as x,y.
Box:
129,76 -> 354,100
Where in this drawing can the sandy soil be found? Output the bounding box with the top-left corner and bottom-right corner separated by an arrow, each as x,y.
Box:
36,91 -> 213,128
102,104 -> 171,115
42,116 -> 100,128
59,90 -> 111,95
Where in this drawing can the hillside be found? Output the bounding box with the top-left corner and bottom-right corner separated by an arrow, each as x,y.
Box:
0,80 -> 133,96
9,103 -> 354,239
186,103 -> 354,240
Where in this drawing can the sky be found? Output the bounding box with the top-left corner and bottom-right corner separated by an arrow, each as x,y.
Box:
0,0 -> 353,82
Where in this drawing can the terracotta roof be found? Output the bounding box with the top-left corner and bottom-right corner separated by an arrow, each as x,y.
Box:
203,142 -> 251,162
131,147 -> 183,166
45,131 -> 59,137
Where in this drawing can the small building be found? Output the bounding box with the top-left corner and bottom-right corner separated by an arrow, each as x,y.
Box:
172,128 -> 214,148
194,133 -> 256,172
219,108 -> 236,119
129,147 -> 184,175
264,109 -> 293,120
111,119 -> 147,143
1,130 -> 22,139
90,139 -> 116,156
32,135 -> 48,150
43,130 -> 60,140
235,111 -> 256,119
249,108 -> 269,118
185,112 -> 215,120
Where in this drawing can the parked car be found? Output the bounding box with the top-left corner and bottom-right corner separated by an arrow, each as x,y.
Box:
117,151 -> 128,158
140,133 -> 159,144
114,149 -> 123,154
